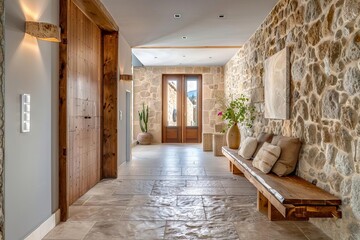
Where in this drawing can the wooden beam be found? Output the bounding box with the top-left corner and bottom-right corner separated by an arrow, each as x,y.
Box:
59,0 -> 70,222
133,46 -> 242,49
102,32 -> 118,178
72,0 -> 118,32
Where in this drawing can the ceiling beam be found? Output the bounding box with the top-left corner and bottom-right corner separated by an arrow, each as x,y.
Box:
72,0 -> 118,32
133,46 -> 242,49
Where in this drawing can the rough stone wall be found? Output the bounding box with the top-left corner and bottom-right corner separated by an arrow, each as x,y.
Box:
224,0 -> 360,239
0,0 -> 4,238
133,66 -> 224,143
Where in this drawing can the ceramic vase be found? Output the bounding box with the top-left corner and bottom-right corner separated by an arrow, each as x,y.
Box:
226,123 -> 240,149
137,132 -> 152,145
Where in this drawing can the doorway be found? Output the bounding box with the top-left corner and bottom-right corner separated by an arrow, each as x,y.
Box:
126,91 -> 131,162
162,74 -> 202,143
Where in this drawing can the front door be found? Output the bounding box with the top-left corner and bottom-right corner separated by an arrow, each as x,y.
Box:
162,74 -> 202,143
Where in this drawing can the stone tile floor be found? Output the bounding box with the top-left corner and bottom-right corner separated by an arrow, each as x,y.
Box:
44,144 -> 331,240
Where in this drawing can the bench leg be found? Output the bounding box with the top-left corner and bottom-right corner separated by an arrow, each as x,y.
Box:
257,190 -> 286,221
257,191 -> 268,215
268,203 -> 286,221
232,163 -> 242,174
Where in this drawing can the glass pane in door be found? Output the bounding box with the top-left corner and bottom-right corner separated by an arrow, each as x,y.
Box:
167,80 -> 178,126
186,79 -> 198,127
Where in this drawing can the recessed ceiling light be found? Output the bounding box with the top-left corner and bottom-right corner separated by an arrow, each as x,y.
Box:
182,36 -> 187,39
218,14 -> 225,19
174,14 -> 181,19
183,55 -> 186,58
154,56 -> 158,59
209,57 -> 213,59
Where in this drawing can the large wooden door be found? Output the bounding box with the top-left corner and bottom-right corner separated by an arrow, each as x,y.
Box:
162,75 -> 202,143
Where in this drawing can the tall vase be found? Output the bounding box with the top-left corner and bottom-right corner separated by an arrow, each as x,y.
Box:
226,123 -> 240,149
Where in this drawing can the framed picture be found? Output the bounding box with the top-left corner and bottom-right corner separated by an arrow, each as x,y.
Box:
263,47 -> 290,120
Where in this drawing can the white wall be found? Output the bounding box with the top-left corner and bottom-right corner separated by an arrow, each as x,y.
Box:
119,33 -> 132,75
118,33 -> 133,166
4,0 -> 59,239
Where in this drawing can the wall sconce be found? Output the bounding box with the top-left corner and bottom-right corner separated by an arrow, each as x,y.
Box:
120,74 -> 133,81
25,21 -> 61,43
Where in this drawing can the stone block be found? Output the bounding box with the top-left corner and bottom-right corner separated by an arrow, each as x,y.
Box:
344,66 -> 360,95
305,0 -> 322,23
335,152 -> 354,176
351,174 -> 360,219
322,90 -> 340,119
291,58 -> 306,81
343,0 -> 360,23
341,106 -> 358,130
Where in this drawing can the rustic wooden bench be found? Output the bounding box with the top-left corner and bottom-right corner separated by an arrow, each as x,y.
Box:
222,146 -> 342,221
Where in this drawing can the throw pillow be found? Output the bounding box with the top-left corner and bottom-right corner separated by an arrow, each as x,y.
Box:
252,142 -> 281,173
252,132 -> 274,158
272,136 -> 302,176
238,137 -> 258,160
271,135 -> 282,145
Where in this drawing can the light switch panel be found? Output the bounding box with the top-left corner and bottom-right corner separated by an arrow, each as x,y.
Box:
21,94 -> 31,133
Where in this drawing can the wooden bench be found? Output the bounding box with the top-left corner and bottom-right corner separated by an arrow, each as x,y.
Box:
222,146 -> 342,221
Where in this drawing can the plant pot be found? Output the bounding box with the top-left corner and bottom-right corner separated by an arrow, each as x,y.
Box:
137,132 -> 152,145
226,123 -> 240,149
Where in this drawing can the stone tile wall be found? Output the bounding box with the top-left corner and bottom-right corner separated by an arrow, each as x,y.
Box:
224,0 -> 360,239
133,66 -> 224,143
0,0 -> 4,238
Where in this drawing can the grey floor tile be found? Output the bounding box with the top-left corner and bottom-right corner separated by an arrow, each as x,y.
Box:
69,206 -> 127,222
202,195 -> 256,207
84,221 -> 166,240
128,195 -> 177,207
176,196 -> 203,207
164,221 -> 239,240
43,221 -> 95,240
186,180 -> 223,187
121,206 -> 206,221
205,206 -> 254,221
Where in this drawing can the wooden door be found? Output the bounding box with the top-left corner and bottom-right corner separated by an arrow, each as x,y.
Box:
67,1 -> 102,205
162,75 -> 202,143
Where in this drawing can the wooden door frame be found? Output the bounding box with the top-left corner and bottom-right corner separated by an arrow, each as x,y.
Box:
161,74 -> 202,143
182,75 -> 202,143
162,74 -> 183,143
59,0 -> 119,221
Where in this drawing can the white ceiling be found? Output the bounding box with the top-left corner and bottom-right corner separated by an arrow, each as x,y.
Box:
101,0 -> 279,66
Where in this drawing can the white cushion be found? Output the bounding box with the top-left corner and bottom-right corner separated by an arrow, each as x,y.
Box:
252,142 -> 281,173
238,137 -> 258,160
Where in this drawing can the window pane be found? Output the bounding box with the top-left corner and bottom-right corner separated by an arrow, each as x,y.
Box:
186,80 -> 198,127
167,80 -> 178,126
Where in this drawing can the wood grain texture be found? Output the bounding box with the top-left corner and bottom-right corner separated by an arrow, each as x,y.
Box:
67,1 -> 102,205
102,32 -> 118,178
72,0 -> 118,31
222,147 -> 342,220
59,0 -> 70,222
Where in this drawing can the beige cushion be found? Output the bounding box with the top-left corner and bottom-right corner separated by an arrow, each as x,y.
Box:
253,142 -> 281,173
270,135 -> 282,145
252,132 -> 274,158
238,137 -> 258,159
272,136 -> 302,176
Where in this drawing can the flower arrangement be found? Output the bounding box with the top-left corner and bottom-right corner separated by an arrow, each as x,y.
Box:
217,94 -> 256,129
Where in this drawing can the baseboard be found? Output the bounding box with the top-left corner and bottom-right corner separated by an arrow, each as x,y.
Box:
24,209 -> 60,240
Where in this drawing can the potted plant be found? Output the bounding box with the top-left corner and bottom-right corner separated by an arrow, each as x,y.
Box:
137,103 -> 152,145
218,94 -> 255,149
